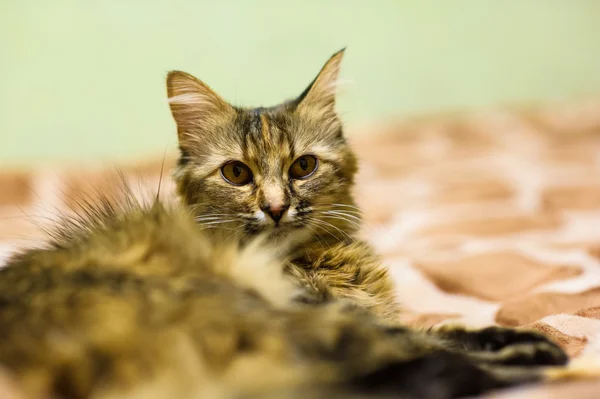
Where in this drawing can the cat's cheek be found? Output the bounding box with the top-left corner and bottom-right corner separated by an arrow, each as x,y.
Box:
281,208 -> 297,223
253,210 -> 267,223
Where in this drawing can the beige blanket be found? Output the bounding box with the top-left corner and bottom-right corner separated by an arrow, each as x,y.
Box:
1,99 -> 600,397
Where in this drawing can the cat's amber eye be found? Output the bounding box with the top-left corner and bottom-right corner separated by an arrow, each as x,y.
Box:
221,161 -> 253,186
289,155 -> 318,180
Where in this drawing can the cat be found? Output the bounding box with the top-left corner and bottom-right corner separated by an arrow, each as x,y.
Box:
0,50 -> 569,399
169,49 -> 397,320
166,48 -> 568,364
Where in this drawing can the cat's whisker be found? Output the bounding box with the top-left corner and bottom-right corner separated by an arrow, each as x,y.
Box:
199,225 -> 236,230
320,206 -> 375,232
307,218 -> 340,243
199,219 -> 242,229
310,218 -> 352,242
196,213 -> 257,223
314,208 -> 364,230
322,211 -> 362,223
329,210 -> 362,217
323,220 -> 353,241
196,213 -> 238,218
312,224 -> 340,243
198,219 -> 238,226
321,215 -> 361,230
312,204 -> 362,216
327,210 -> 362,218
196,217 -> 235,222
331,203 -> 362,211
312,203 -> 361,210
304,224 -> 329,250
223,224 -> 246,241
196,213 -> 252,225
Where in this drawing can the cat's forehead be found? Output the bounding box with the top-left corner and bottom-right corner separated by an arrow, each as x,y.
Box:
227,108 -> 327,164
238,109 -> 293,157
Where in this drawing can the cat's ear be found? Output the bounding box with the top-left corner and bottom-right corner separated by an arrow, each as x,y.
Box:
295,48 -> 345,114
166,71 -> 233,143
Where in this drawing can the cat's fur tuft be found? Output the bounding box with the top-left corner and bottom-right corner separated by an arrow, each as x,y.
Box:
0,189 -> 568,399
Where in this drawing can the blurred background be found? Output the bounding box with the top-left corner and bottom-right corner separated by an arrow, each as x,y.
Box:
1,0 -> 600,166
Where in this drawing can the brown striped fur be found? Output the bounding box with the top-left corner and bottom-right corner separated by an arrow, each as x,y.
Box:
168,49 -> 398,320
0,193 -> 569,399
0,50 -> 574,399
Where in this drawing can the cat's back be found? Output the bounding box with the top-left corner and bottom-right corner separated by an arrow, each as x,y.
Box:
0,201 -> 298,399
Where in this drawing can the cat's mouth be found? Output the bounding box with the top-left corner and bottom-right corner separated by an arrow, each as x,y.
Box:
260,221 -> 294,235
245,218 -> 303,238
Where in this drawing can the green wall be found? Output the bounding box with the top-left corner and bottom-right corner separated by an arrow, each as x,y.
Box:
2,1 -> 600,166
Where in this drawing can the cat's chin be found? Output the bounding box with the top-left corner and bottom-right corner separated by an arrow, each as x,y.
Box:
238,223 -> 312,247
265,224 -> 294,239
267,227 -> 313,247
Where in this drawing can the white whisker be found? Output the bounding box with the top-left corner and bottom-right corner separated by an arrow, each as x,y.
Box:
331,203 -> 362,211
199,219 -> 237,226
196,217 -> 235,222
305,224 -> 330,250
323,211 -> 362,222
322,215 -> 361,230
311,221 -> 340,243
310,218 -> 351,242
312,203 -> 362,215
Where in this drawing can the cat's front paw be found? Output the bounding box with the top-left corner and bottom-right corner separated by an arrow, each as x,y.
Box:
469,327 -> 568,366
351,351 -> 509,399
489,342 -> 568,366
475,327 -> 552,351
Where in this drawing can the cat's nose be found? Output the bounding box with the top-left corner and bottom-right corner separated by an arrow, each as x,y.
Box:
261,203 -> 290,223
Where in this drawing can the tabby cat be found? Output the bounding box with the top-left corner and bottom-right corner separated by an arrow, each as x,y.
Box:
0,50 -> 569,399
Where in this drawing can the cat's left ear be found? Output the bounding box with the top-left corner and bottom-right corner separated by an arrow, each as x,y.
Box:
295,48 -> 345,114
166,70 -> 234,144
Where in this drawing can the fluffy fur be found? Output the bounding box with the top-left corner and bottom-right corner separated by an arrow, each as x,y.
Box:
0,195 -> 569,399
0,50 -> 572,399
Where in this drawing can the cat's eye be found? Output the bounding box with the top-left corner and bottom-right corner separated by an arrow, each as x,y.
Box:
221,161 -> 253,186
289,155 -> 318,180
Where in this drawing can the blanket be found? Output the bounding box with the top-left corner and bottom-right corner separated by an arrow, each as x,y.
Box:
1,98 -> 600,397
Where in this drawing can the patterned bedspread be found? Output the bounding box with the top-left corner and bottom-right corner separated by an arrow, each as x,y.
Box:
1,99 -> 600,397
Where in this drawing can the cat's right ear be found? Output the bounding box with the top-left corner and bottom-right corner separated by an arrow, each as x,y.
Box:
166,71 -> 233,143
294,48 -> 345,115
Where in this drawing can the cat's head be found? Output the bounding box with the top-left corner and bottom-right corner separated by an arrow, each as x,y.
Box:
167,49 -> 358,242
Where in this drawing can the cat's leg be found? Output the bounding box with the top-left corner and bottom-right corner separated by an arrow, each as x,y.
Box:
348,351 -> 543,399
428,325 -> 568,366
289,240 -> 400,321
289,254 -> 568,370
283,303 -> 547,399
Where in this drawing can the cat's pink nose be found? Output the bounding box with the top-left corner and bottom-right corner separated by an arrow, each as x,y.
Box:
262,203 -> 289,223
